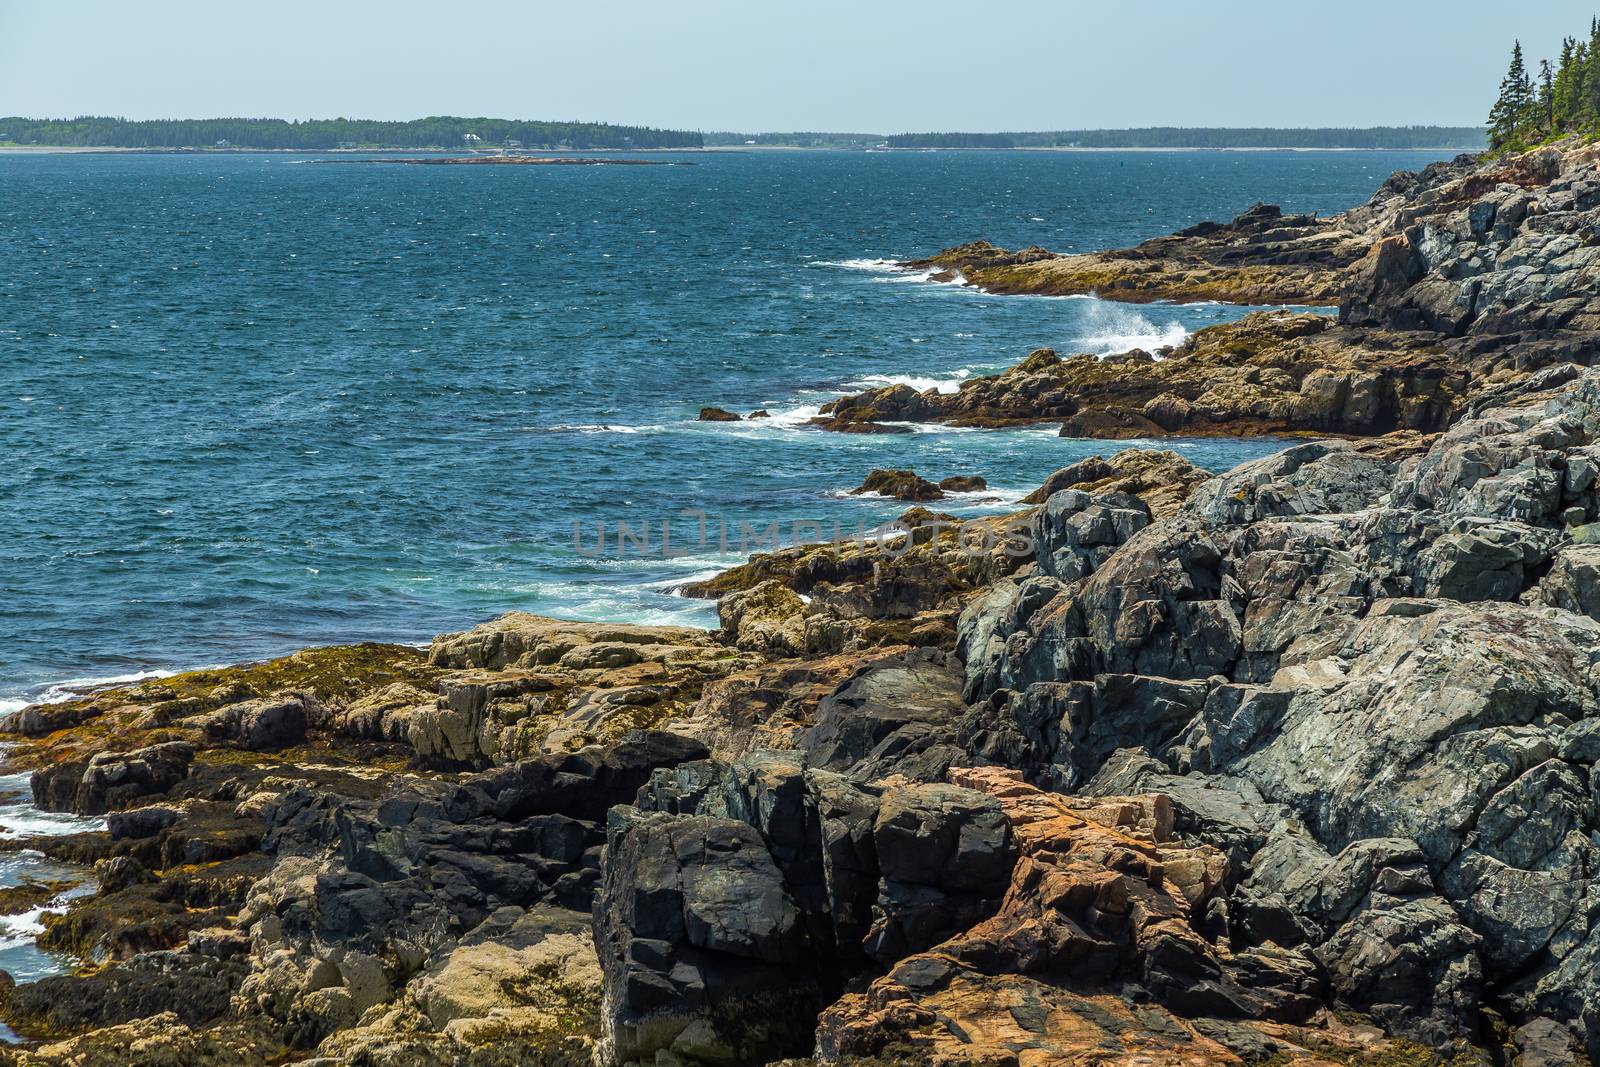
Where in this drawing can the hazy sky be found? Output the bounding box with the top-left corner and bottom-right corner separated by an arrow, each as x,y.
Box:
1,1 -> 1593,130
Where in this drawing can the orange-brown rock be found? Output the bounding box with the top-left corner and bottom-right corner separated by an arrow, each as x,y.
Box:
815,767 -> 1443,1066
905,200 -> 1372,306
812,311 -> 1469,438
1022,448 -> 1211,518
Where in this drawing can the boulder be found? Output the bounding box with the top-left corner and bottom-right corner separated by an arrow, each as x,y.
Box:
33,741 -> 196,816
195,693 -> 312,750
717,579 -> 806,658
594,808 -> 820,1066
850,468 -> 943,502
1023,448 -> 1211,518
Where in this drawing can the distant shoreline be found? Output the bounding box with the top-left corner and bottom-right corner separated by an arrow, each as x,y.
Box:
0,144 -> 1481,156
0,145 -> 712,156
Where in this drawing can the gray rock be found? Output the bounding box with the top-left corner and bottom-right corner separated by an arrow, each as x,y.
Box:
196,693 -> 312,750
594,807 -> 820,1066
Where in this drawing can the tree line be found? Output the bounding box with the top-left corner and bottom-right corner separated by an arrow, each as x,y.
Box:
884,128 -> 1486,150
1488,19 -> 1600,152
0,116 -> 704,150
703,131 -> 884,148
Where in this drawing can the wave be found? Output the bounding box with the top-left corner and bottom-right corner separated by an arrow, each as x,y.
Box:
940,486 -> 1030,507
27,668 -> 178,707
876,267 -> 964,286
754,402 -> 822,428
1070,302 -> 1190,356
0,773 -> 106,839
832,484 -> 1029,508
687,402 -> 821,431
543,423 -> 645,434
810,258 -> 966,287
810,257 -> 900,273
0,668 -> 182,714
843,370 -> 971,395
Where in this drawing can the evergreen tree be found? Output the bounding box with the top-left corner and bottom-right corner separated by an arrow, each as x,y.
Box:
1553,38 -> 1581,131
1585,18 -> 1600,129
1489,41 -> 1534,151
1539,58 -> 1556,133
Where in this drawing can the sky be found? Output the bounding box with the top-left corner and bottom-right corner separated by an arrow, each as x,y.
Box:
0,0 -> 1594,131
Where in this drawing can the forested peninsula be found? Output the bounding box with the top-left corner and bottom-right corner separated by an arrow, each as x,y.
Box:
0,116 -> 705,150
883,126 -> 1489,149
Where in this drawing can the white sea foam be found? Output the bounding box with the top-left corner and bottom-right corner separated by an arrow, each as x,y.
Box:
0,773 -> 106,839
1078,319 -> 1190,355
546,423 -> 643,434
1070,302 -> 1190,356
940,486 -> 1030,507
876,267 -> 962,286
752,403 -> 823,428
811,257 -> 900,273
29,669 -> 177,706
843,370 -> 971,395
811,258 -> 966,287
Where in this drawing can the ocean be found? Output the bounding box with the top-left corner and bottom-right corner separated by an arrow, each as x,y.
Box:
0,147 -> 1454,707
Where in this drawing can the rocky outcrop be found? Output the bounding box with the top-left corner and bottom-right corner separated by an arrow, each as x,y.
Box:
950,367 -> 1600,1060
903,201 -> 1369,305
596,750 -> 1017,1066
813,140 -> 1600,440
410,615 -> 750,765
811,311 -> 1471,437
681,508 -> 1035,658
31,741 -> 196,816
815,766 -> 1328,1064
15,145 -> 1600,1067
1341,143 -> 1600,336
1022,446 -> 1211,517
851,468 -> 944,501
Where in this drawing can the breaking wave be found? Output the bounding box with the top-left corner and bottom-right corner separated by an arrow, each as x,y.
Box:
1070,301 -> 1190,356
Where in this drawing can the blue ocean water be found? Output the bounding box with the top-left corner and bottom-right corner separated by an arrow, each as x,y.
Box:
0,148 -> 1455,704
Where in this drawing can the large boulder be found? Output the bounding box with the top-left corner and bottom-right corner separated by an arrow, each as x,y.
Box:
32,741 -> 196,816
594,808 -> 819,1066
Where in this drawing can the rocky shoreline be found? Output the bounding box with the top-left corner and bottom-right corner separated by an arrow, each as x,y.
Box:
808,143 -> 1600,438
6,140 -> 1600,1066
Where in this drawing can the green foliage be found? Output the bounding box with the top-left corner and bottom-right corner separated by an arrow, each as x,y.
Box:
703,131 -> 884,147
0,116 -> 703,150
707,128 -> 1487,150
890,128 -> 1486,149
889,132 -> 1017,148
1489,17 -> 1600,153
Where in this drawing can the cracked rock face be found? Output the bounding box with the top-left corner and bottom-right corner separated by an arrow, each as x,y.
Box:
948,367 -> 1600,1059
581,366 -> 1600,1065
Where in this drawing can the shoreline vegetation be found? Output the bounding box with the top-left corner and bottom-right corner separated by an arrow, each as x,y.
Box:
704,126 -> 1488,150
13,123 -> 1600,1067
1,116 -> 1486,152
326,156 -> 687,167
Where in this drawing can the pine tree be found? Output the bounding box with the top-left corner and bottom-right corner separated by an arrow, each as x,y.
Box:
1539,58 -> 1556,134
1489,41 -> 1535,151
1553,38 -> 1580,132
1585,18 -> 1600,130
